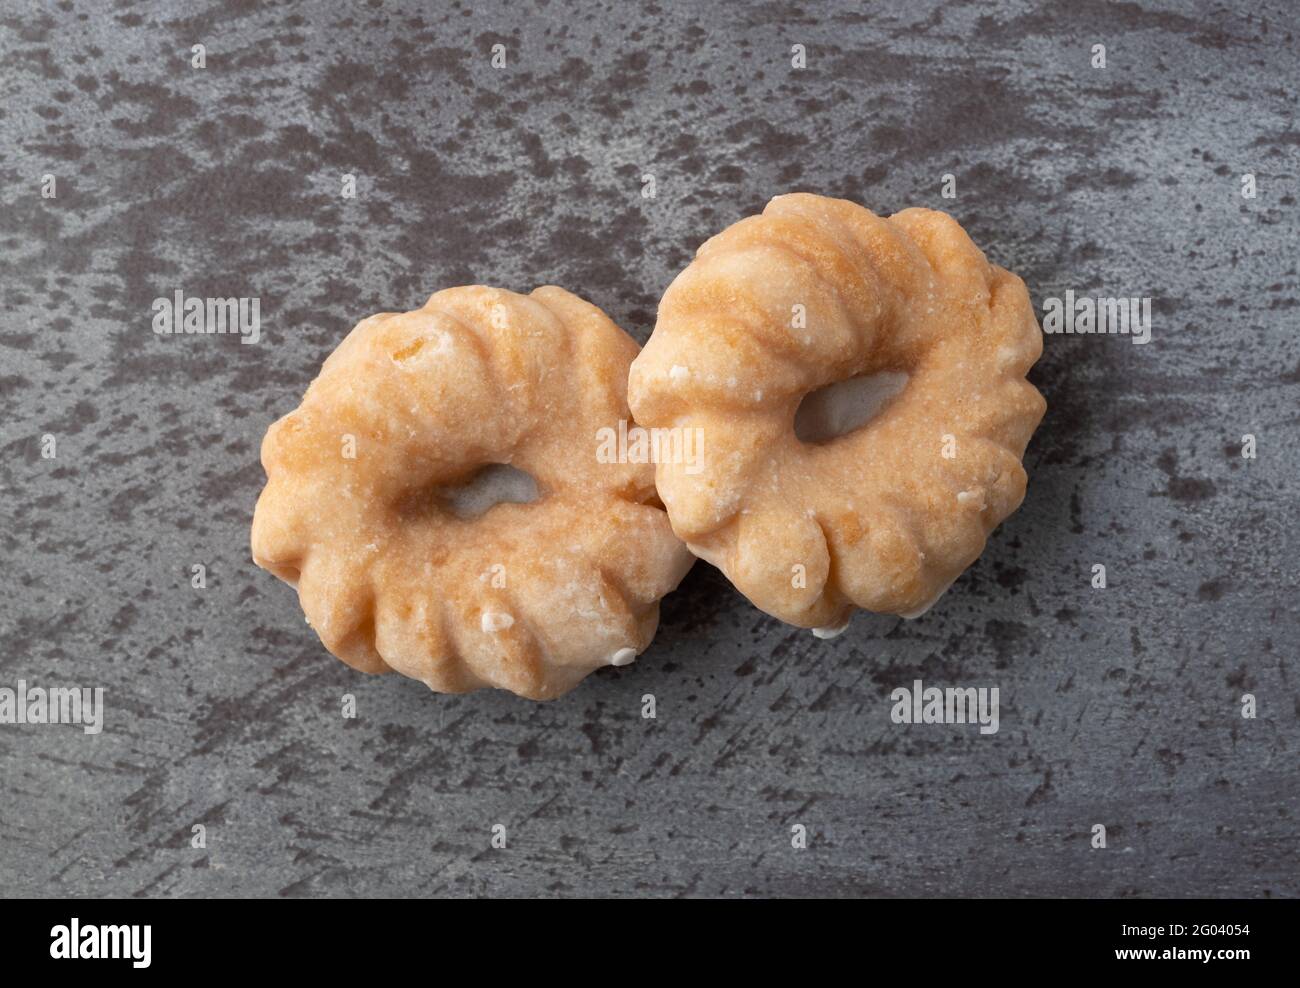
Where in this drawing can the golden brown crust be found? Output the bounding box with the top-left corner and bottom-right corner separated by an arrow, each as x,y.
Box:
252,286 -> 694,699
627,194 -> 1046,628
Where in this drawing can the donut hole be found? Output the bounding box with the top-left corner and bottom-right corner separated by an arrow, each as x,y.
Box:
427,463 -> 540,520
793,370 -> 909,445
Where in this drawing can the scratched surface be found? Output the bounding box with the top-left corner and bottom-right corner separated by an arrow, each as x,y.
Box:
1,0 -> 1297,898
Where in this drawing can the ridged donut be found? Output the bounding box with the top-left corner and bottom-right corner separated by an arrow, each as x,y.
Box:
627,194 -> 1046,632
251,286 -> 694,699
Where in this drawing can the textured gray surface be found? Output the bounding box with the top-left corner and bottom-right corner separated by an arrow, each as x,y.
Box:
1,0 -> 1297,898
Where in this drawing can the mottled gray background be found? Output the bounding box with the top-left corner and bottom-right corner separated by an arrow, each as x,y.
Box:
1,0 -> 1297,898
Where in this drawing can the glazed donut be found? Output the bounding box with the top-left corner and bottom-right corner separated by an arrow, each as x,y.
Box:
627,194 -> 1045,633
251,286 -> 694,699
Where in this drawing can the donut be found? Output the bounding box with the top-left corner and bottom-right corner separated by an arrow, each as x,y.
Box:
251,286 -> 694,699
627,194 -> 1045,633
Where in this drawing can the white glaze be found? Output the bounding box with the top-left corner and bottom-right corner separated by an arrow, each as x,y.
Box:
812,618 -> 851,639
481,611 -> 515,633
